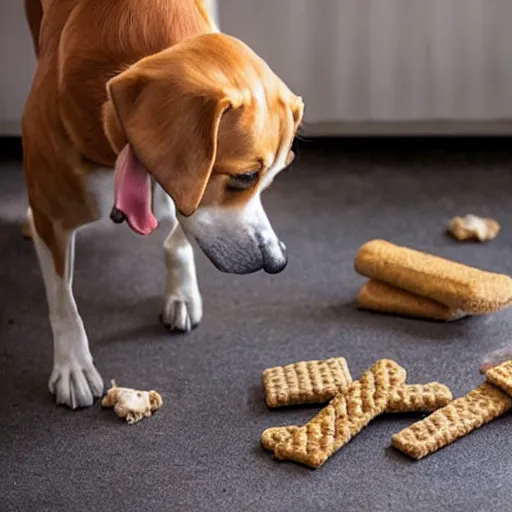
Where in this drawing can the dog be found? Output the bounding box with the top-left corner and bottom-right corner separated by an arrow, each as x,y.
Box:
22,0 -> 304,409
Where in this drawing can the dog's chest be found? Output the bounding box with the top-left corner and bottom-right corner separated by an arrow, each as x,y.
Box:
85,168 -> 116,221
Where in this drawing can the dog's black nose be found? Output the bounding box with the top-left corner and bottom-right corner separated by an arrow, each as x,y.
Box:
110,207 -> 126,224
263,242 -> 288,274
264,258 -> 287,274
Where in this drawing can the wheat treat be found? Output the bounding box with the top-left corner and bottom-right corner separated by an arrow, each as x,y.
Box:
101,380 -> 163,424
357,279 -> 465,321
262,383 -> 452,452
354,239 -> 512,315
261,426 -> 300,451
263,357 -> 452,409
447,214 -> 500,242
263,357 -> 352,408
486,359 -> 512,396
270,359 -> 406,468
391,383 -> 512,460
386,383 -> 453,413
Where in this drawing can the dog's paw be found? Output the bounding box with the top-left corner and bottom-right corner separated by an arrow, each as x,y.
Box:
480,345 -> 512,374
49,358 -> 104,409
161,293 -> 202,333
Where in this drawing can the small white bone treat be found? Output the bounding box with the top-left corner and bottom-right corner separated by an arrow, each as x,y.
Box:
447,214 -> 500,242
101,380 -> 163,424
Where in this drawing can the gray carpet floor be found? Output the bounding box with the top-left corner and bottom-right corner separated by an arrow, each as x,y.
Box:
2,137 -> 512,512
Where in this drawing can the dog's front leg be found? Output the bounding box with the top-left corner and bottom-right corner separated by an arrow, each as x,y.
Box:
29,208 -> 104,408
161,224 -> 203,332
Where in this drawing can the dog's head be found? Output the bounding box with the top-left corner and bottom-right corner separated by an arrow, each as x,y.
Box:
103,33 -> 303,274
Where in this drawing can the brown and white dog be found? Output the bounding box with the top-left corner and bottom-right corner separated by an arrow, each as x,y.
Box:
22,0 -> 304,409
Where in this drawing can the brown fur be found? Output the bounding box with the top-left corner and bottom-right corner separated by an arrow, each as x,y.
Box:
24,0 -> 43,57
22,0 -> 303,276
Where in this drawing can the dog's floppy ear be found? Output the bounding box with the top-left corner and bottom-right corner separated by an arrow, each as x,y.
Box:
291,96 -> 304,128
106,66 -> 235,216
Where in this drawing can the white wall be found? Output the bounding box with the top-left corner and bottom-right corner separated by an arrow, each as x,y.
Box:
0,2 -> 37,135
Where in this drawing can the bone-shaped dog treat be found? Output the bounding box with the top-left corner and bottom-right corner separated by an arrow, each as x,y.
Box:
261,383 -> 452,452
262,426 -> 299,452
357,279 -> 465,322
486,360 -> 512,396
101,380 -> 163,424
262,354 -> 451,409
270,359 -> 406,468
447,214 -> 500,243
263,357 -> 352,408
391,382 -> 512,460
354,239 -> 512,315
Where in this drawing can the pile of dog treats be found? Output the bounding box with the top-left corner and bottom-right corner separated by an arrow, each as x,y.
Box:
354,239 -> 512,321
260,357 -> 512,468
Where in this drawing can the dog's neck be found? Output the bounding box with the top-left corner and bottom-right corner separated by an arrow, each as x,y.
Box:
101,1 -> 217,159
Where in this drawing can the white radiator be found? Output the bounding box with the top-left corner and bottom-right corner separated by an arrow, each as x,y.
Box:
218,0 -> 512,134
3,1 -> 512,135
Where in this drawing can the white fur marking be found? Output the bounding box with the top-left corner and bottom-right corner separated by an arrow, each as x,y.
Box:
153,183 -> 177,223
253,82 -> 268,132
162,224 -> 202,331
86,169 -> 178,225
260,141 -> 290,190
85,168 -> 115,221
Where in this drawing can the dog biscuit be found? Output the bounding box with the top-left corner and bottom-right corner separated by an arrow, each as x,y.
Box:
386,383 -> 453,413
263,357 -> 452,409
263,357 -> 352,408
486,359 -> 512,396
261,426 -> 300,451
262,383 -> 452,452
357,279 -> 465,321
271,359 -> 406,468
447,214 -> 500,242
102,380 -> 163,424
354,239 -> 512,314
391,383 -> 512,460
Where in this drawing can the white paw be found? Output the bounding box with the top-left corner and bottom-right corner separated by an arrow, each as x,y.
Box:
480,345 -> 512,374
161,293 -> 203,332
49,358 -> 104,409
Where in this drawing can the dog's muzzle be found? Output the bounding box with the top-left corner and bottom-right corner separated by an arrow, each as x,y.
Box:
196,237 -> 288,275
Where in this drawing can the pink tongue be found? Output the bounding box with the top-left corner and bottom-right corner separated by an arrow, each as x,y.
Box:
113,145 -> 158,235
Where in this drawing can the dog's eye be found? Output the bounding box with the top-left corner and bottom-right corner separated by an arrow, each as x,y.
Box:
226,171 -> 260,191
